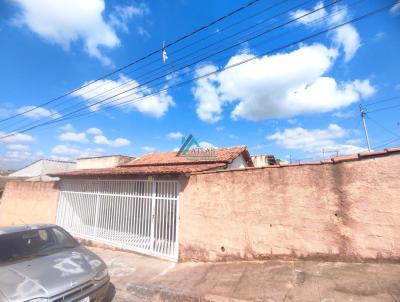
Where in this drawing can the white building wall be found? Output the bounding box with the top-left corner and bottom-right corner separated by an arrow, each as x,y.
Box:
9,160 -> 43,178
227,155 -> 247,169
76,156 -> 133,170
9,160 -> 76,181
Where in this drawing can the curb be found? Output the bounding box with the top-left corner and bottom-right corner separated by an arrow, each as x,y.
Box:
126,283 -> 251,302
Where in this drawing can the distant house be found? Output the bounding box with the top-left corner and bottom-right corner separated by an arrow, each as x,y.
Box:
8,159 -> 76,181
51,145 -> 253,261
251,154 -> 277,167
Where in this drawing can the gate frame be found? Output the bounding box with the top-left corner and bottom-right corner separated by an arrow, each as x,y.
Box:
56,178 -> 180,262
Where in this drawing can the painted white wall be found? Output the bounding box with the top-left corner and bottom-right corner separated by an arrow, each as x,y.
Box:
77,156 -> 133,169
227,154 -> 247,169
9,160 -> 76,181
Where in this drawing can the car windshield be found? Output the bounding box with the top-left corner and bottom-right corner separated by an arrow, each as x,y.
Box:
0,227 -> 79,265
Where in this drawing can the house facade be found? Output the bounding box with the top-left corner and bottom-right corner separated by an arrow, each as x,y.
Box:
52,146 -> 253,261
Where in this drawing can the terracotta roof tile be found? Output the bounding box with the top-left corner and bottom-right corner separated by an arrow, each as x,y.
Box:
332,154 -> 359,163
121,145 -> 249,166
51,163 -> 227,177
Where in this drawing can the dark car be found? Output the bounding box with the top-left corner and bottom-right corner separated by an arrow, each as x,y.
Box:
0,224 -> 109,302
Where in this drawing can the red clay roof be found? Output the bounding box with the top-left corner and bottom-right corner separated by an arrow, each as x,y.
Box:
51,145 -> 252,177
121,145 -> 251,166
51,162 -> 227,177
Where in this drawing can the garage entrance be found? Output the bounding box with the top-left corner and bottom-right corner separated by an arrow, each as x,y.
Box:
56,179 -> 179,261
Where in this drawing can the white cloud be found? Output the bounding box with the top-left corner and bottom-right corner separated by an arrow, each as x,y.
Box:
142,146 -> 155,153
0,149 -> 45,167
199,141 -> 216,149
289,1 -> 327,23
0,150 -> 34,163
390,3 -> 400,15
11,0 -> 146,65
0,105 -> 13,118
290,2 -> 361,62
6,144 -> 30,151
192,44 -> 375,122
109,4 -> 149,33
267,124 -> 366,155
346,138 -> 362,145
137,26 -> 151,39
57,125 -> 129,148
373,31 -> 385,41
167,132 -> 184,139
72,75 -> 175,118
0,132 -> 35,144
52,144 -> 104,158
86,127 -> 103,135
332,24 -> 360,62
332,110 -> 355,119
59,131 -> 88,142
59,123 -> 75,132
192,65 -> 222,123
17,106 -> 60,119
93,134 -> 130,147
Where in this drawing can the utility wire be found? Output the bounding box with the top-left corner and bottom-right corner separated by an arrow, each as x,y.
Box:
373,137 -> 400,149
366,103 -> 400,113
0,0 -> 263,124
366,115 -> 400,139
0,0 -> 323,131
364,95 -> 400,107
1,0 -> 344,134
0,1 -> 394,140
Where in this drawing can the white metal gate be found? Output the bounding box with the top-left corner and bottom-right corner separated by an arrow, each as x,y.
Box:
56,179 -> 179,261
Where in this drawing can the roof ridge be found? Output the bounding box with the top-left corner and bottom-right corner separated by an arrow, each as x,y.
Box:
120,160 -> 228,167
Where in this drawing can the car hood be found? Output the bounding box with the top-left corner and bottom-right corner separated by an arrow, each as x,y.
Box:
0,246 -> 106,301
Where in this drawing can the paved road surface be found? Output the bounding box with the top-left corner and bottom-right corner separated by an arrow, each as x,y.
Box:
91,247 -> 400,302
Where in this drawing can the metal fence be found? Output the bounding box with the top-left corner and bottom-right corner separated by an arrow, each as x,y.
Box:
56,179 -> 180,261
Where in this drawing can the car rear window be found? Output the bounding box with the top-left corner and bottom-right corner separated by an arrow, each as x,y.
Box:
0,227 -> 79,265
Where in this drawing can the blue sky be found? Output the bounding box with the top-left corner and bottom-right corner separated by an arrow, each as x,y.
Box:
0,0 -> 399,168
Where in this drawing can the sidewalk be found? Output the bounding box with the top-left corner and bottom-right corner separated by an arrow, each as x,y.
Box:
90,247 -> 400,302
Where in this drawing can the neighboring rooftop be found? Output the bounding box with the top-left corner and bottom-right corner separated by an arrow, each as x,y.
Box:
52,146 -> 253,177
8,159 -> 76,181
122,145 -> 252,166
77,155 -> 134,170
251,154 -> 277,167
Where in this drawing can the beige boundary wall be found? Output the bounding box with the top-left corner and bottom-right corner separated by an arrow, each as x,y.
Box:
179,152 -> 400,262
1,151 -> 399,263
0,180 -> 59,226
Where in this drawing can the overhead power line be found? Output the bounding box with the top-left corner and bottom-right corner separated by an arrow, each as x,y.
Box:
364,95 -> 400,107
0,0 -> 394,141
0,0 -> 263,124
5,0 -> 363,134
366,103 -> 400,114
366,115 -> 400,140
373,137 -> 400,150
0,0 -> 318,132
0,0 -> 346,135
